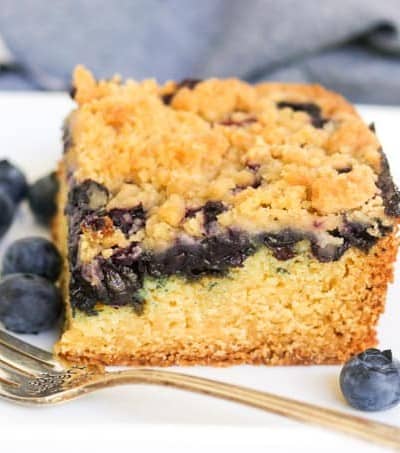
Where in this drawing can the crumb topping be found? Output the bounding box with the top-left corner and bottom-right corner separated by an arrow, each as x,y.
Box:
65,66 -> 397,255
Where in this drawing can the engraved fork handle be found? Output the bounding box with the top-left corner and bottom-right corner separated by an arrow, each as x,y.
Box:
78,368 -> 400,449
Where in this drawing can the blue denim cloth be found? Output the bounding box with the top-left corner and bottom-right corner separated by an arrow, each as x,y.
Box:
0,0 -> 399,103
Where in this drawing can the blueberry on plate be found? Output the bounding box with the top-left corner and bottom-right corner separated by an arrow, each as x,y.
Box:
0,273 -> 62,334
28,172 -> 59,225
340,348 -> 400,411
2,237 -> 62,282
0,188 -> 15,239
0,159 -> 28,203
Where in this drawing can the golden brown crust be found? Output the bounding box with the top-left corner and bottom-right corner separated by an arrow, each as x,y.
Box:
58,334 -> 375,367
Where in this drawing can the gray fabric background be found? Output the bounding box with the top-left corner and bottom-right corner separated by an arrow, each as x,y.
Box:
0,0 -> 399,103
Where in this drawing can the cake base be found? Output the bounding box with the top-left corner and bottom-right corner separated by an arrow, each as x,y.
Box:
55,232 -> 397,367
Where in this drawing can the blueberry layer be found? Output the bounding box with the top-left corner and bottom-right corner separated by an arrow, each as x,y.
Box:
66,175 -> 397,315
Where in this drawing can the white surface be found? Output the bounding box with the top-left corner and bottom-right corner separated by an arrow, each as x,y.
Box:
0,94 -> 399,452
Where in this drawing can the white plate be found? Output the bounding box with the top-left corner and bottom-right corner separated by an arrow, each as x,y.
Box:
0,94 -> 399,452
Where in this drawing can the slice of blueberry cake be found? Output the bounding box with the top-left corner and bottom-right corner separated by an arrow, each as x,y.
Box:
54,66 -> 399,365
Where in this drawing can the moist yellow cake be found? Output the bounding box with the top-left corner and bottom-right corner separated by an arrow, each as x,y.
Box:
54,66 -> 399,366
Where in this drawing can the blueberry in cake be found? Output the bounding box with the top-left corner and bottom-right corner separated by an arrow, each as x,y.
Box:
54,66 -> 399,365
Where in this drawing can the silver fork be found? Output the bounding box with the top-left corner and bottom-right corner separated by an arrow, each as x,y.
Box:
0,329 -> 399,450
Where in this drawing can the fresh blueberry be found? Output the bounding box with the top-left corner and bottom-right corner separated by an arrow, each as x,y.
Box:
2,237 -> 62,282
340,348 -> 400,411
0,189 -> 14,239
0,273 -> 62,333
0,160 -> 28,203
28,172 -> 59,225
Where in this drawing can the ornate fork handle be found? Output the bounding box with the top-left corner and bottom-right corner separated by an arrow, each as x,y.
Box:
64,368 -> 400,449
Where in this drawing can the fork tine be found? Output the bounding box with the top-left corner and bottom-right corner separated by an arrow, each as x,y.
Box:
0,361 -> 27,386
0,329 -> 57,367
0,343 -> 53,376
